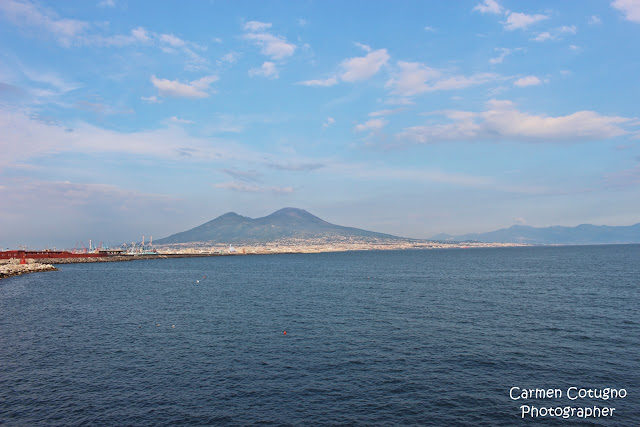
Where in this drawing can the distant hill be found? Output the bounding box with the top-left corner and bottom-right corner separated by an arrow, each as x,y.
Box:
155,207 -> 403,244
432,223 -> 640,245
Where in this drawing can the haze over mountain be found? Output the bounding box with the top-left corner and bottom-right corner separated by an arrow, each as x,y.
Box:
155,208 -> 403,244
432,223 -> 640,245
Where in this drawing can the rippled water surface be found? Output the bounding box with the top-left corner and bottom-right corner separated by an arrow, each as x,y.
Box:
1,245 -> 639,425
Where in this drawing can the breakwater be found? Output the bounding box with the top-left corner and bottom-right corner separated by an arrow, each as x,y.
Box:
0,260 -> 58,279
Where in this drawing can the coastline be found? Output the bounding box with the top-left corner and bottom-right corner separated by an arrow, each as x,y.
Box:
0,243 -> 527,281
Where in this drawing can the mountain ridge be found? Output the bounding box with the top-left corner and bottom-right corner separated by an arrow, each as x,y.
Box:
155,207 -> 403,244
432,223 -> 640,245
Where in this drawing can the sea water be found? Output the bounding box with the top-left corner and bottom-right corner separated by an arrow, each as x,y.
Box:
1,245 -> 638,425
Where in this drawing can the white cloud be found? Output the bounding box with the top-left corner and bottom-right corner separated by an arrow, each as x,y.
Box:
385,97 -> 415,106
369,108 -> 404,117
244,32 -> 296,60
141,95 -> 161,103
612,0 -> 640,23
504,12 -> 548,30
20,67 -> 81,94
131,26 -> 150,42
322,117 -> 335,129
589,15 -> 602,25
354,118 -> 387,133
473,0 -> 503,14
397,99 -> 635,144
386,61 -> 500,96
340,48 -> 389,82
297,76 -> 338,87
159,33 -> 186,47
248,61 -> 279,79
215,182 -> 294,193
532,25 -> 577,42
220,169 -> 262,182
244,21 -> 272,32
300,47 -> 389,87
220,52 -> 238,63
489,48 -> 511,64
169,116 -> 194,124
0,0 -> 89,47
97,0 -> 115,8
532,32 -> 553,41
513,76 -> 542,87
559,25 -> 577,34
267,160 -> 325,171
424,26 -> 436,32
354,42 -> 372,52
150,74 -> 218,98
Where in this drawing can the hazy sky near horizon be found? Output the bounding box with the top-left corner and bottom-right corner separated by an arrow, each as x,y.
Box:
1,0 -> 639,248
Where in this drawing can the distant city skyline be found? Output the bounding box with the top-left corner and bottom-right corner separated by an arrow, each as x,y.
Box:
1,0 -> 639,248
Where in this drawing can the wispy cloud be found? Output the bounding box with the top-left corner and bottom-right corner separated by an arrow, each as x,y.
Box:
169,116 -> 194,124
369,108 -> 405,117
531,25 -> 577,42
298,76 -> 339,87
489,47 -> 518,64
243,20 -> 272,32
248,61 -> 279,79
20,67 -> 81,94
219,52 -> 238,64
336,163 -> 552,195
220,168 -> 262,182
532,31 -> 553,42
159,33 -> 186,47
354,42 -> 372,52
215,181 -> 294,193
150,74 -> 218,98
97,0 -> 116,8
322,117 -> 336,129
354,118 -> 387,133
141,95 -> 161,103
0,106 -> 260,167
396,100 -> 636,144
0,0 -> 89,47
266,161 -> 324,171
386,61 -> 500,97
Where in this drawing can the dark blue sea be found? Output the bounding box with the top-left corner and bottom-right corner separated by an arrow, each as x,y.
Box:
1,245 -> 639,426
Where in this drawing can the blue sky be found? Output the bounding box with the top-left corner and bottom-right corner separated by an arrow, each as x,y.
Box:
1,0 -> 639,248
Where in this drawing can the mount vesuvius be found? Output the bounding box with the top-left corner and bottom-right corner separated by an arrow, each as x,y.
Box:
155,208 -> 403,244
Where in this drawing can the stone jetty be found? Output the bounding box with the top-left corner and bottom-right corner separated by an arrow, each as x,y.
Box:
0,259 -> 58,280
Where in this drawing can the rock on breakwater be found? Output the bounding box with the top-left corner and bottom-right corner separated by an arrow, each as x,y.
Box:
0,259 -> 58,280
